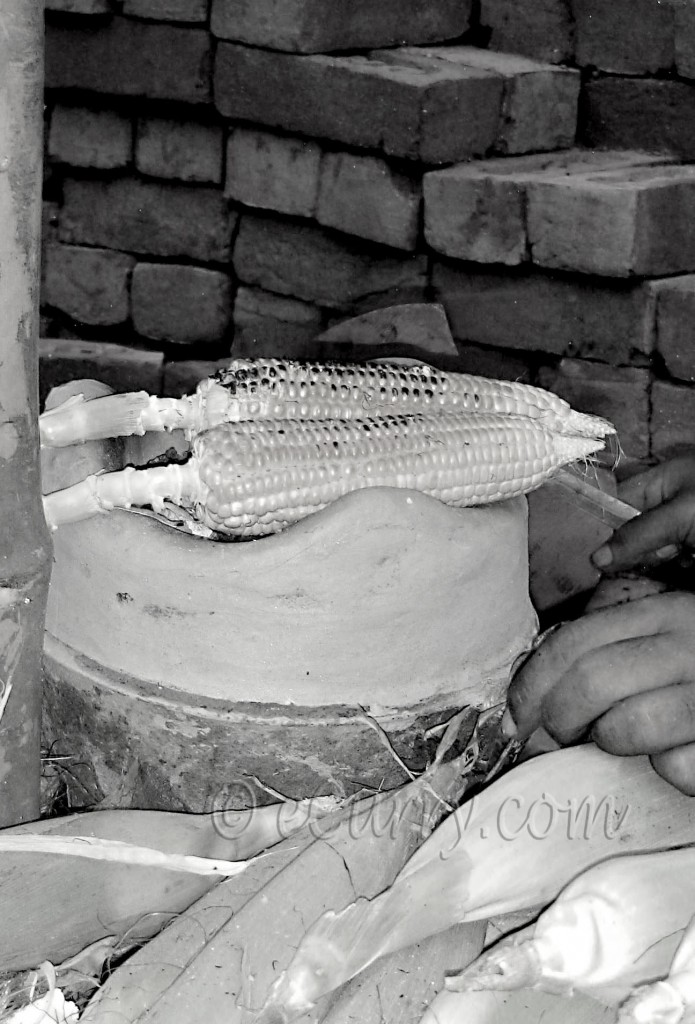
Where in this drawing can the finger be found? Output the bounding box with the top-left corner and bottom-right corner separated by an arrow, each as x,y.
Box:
651,743 -> 695,796
617,468 -> 666,512
592,494 -> 695,572
591,682 -> 695,755
540,634 -> 694,745
618,455 -> 695,510
507,594 -> 694,739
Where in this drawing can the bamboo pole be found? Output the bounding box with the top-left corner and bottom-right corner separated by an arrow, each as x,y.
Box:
0,2 -> 52,826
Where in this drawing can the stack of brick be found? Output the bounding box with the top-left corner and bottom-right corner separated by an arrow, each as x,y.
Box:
41,0 -> 695,462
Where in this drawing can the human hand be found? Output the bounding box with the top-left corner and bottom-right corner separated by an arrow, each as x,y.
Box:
592,454 -> 695,573
504,592 -> 695,794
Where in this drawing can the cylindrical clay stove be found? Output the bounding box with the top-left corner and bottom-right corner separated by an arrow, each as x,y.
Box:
42,385 -> 539,811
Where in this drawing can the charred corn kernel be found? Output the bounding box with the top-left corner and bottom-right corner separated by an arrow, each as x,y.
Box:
38,359 -> 615,447
42,411 -> 608,536
619,915 -> 695,1024
449,848 -> 695,999
253,747 -> 695,1024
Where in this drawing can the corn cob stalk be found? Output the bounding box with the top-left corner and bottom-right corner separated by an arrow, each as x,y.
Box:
253,746 -> 695,1024
448,848 -> 695,999
619,914 -> 695,1024
38,359 -> 615,448
42,411 -> 605,537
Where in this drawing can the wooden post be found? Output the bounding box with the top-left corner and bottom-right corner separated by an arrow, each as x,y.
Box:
0,2 -> 52,826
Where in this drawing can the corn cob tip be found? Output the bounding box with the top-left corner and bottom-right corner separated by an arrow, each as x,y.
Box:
551,431 -> 607,465
445,937 -> 543,994
562,408 -> 616,440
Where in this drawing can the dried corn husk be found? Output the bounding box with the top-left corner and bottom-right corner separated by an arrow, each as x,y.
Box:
255,745 -> 695,1023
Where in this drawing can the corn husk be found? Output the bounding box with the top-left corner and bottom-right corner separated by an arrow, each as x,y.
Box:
450,848 -> 695,1001
619,912 -> 695,1023
0,800 -> 323,972
256,745 -> 695,1023
80,712 -> 498,1024
420,987 -> 613,1024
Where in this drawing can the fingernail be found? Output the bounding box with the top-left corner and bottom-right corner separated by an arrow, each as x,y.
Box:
501,708 -> 518,739
656,544 -> 679,561
591,545 -> 613,569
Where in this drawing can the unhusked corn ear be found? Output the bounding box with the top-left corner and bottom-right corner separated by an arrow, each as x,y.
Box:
619,914 -> 695,1023
202,359 -> 615,439
450,848 -> 695,999
253,746 -> 695,1024
193,412 -> 602,537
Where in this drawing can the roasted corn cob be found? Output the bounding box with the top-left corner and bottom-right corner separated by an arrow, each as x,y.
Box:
38,359 -> 615,448
43,410 -> 606,537
253,746 -> 695,1023
449,848 -> 695,999
619,914 -> 695,1023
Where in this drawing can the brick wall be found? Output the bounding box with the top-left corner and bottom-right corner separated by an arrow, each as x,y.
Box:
41,0 -> 695,462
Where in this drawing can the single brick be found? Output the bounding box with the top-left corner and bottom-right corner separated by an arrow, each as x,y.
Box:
573,0 -> 676,74
459,49 -> 579,155
432,262 -> 654,363
233,287 -> 324,360
136,119 -> 223,184
394,46 -> 579,156
425,162 -> 525,266
214,43 -> 504,164
424,150 -> 674,265
43,244 -> 134,326
538,359 -> 650,460
651,380 -> 695,456
651,276 -> 695,382
46,0 -> 113,11
317,303 -> 458,360
316,152 -> 422,251
582,78 -> 695,160
527,164 -> 695,277
123,0 -> 209,20
48,106 -> 132,170
225,128 -> 321,217
132,264 -> 233,344
45,16 -> 211,104
163,359 -> 232,398
212,0 -> 470,52
39,338 -> 164,406
480,0 -> 574,64
59,178 -> 237,263
233,214 -> 428,310
676,2 -> 695,79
